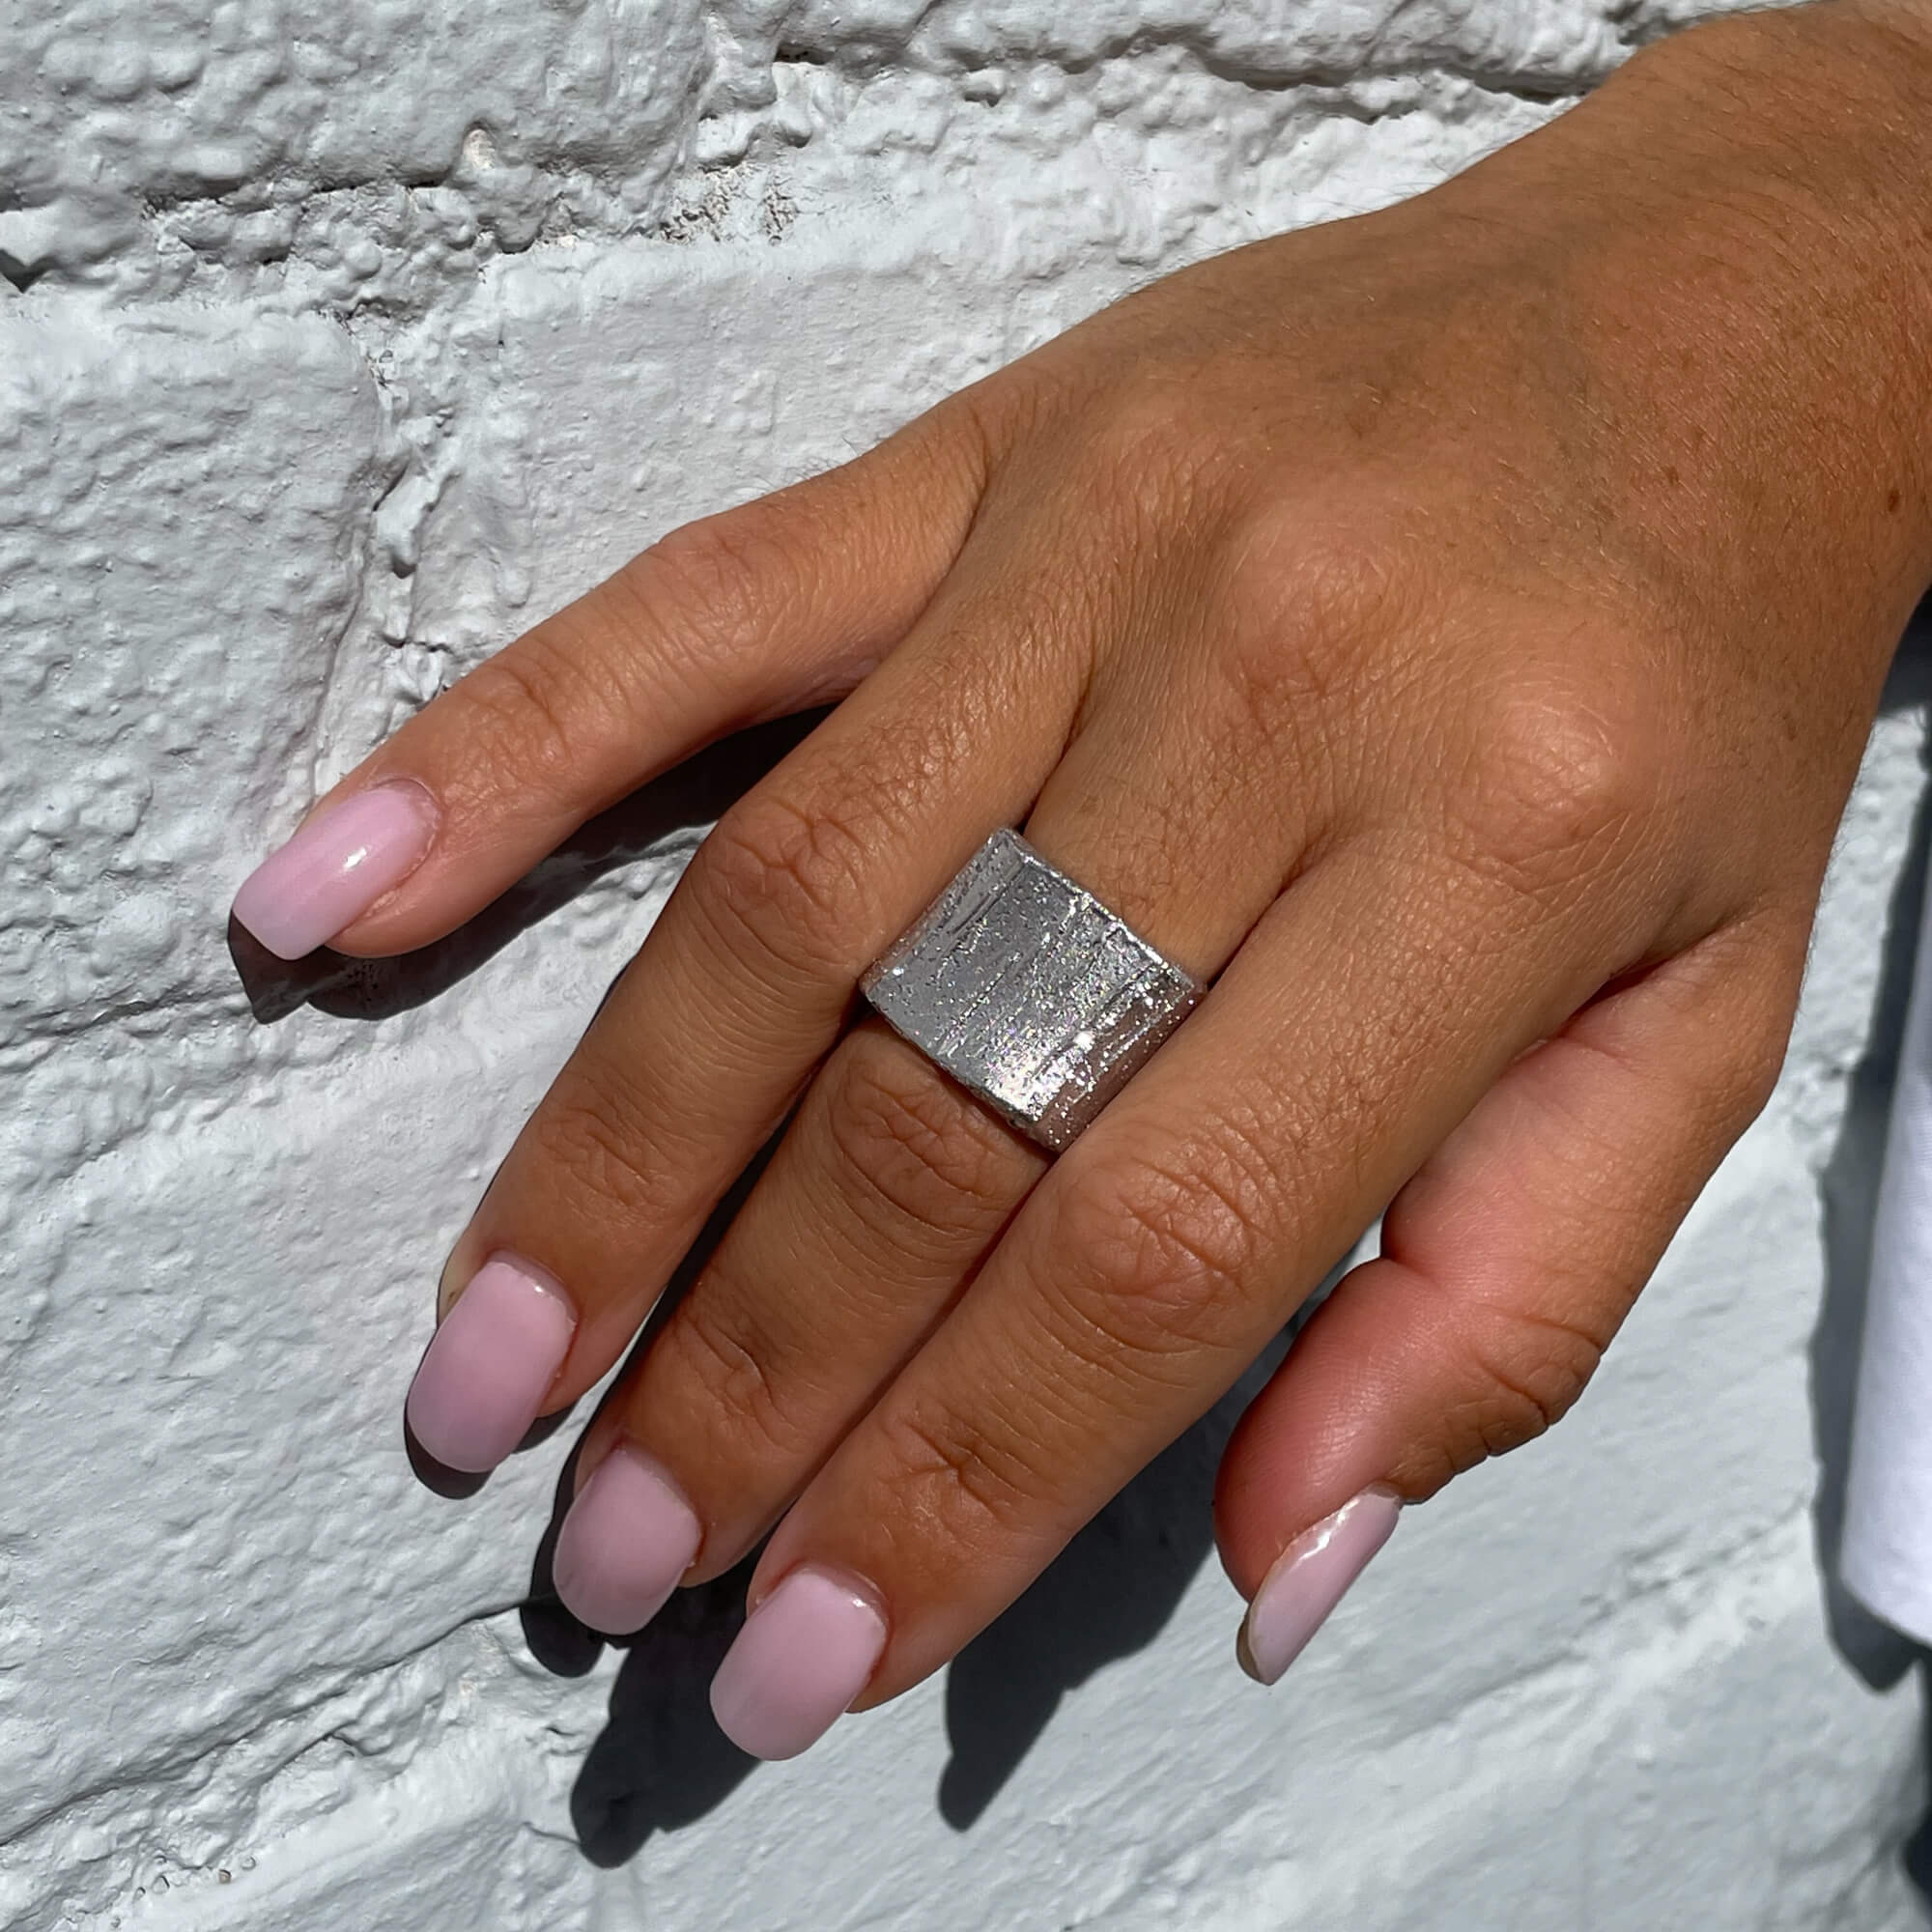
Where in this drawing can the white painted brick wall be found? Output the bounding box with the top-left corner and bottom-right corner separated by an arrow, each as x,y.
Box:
5,3 -> 1926,1926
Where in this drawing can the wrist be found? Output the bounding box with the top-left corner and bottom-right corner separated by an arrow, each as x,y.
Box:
1441,0 -> 1932,675
1662,0 -> 1932,649
1838,0 -> 1932,90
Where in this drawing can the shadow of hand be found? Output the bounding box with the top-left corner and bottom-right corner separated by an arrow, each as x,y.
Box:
559,1561 -> 763,1867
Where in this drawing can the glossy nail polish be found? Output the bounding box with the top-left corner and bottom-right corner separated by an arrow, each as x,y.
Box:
553,1445 -> 702,1634
404,1256 -> 575,1474
1237,1488 -> 1401,1687
232,780 -> 438,960
709,1566 -> 887,1760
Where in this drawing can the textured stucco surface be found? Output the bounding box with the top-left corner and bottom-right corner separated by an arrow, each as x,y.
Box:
6,1 -> 1930,1926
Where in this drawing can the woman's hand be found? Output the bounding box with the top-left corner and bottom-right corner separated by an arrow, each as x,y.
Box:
231,3 -> 1932,1758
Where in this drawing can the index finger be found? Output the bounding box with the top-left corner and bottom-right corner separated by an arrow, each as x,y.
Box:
229,407 -> 988,961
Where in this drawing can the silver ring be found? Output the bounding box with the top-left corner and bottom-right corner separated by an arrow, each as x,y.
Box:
859,829 -> 1206,1153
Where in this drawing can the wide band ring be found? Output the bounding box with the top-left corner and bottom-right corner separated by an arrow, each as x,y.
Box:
859,829 -> 1206,1153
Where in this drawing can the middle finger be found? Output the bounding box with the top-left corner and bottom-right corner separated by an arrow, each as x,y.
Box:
546,605 -> 1330,1626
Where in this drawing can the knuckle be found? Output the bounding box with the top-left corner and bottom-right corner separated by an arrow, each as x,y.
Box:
1710,951 -> 1804,1125
447,622 -> 613,805
1208,509 -> 1410,746
1440,1303 -> 1605,1467
874,1395 -> 1041,1542
526,1070 -> 671,1226
641,499 -> 806,644
1048,1127 -> 1275,1362
1658,925 -> 1805,1141
1084,387 -> 1207,484
658,1294 -> 807,1463
824,1030 -> 1031,1242
444,502 -> 811,806
1726,1020 -> 1791,1122
693,787 -> 878,980
1225,510 -> 1404,647
1071,389 -> 1234,548
1451,672 -> 1662,896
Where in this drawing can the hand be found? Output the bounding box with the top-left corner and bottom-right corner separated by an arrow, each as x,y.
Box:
230,2 -> 1932,1758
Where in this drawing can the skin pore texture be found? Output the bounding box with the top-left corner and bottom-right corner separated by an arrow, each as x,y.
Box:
232,0 -> 1932,1757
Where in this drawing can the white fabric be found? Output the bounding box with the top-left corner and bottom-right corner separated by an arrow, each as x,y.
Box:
1842,867 -> 1932,1644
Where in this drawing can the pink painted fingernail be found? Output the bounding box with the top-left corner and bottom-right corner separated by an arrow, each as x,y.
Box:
232,780 -> 438,959
405,1256 -> 576,1474
553,1445 -> 702,1634
1237,1488 -> 1402,1687
709,1566 -> 887,1760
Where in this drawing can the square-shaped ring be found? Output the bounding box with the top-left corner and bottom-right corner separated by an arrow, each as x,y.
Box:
859,828 -> 1206,1152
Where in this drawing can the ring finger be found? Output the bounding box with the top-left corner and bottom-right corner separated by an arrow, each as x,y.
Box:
542,627 -> 1327,1630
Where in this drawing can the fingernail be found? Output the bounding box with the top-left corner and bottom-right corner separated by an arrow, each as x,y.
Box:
404,1255 -> 576,1474
1236,1488 -> 1401,1687
552,1445 -> 702,1634
232,780 -> 438,960
709,1566 -> 887,1760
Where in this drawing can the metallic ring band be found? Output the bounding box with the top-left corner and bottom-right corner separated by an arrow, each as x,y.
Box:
859,828 -> 1206,1153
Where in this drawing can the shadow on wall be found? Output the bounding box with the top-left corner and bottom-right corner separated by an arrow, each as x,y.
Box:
231,706 -> 1326,1861
531,1331 -> 1294,1866
1811,603 -> 1932,1910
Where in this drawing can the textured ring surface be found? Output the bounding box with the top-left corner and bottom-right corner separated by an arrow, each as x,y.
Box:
859,829 -> 1206,1153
